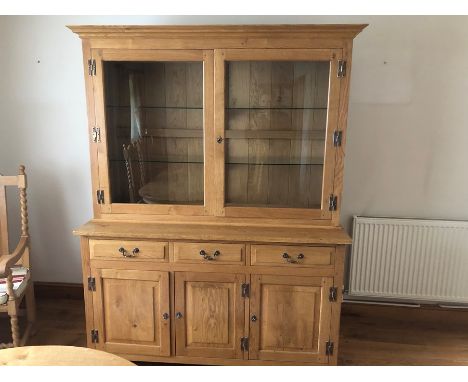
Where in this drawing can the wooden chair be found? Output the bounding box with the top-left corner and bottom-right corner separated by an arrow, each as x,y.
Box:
0,165 -> 35,348
122,138 -> 146,203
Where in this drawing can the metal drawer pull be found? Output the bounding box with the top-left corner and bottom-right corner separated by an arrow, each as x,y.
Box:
162,312 -> 169,320
282,252 -> 304,264
118,247 -> 139,258
199,249 -> 220,261
119,246 -> 139,257
176,312 -> 183,319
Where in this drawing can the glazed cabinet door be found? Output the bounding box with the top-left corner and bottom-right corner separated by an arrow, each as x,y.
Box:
91,268 -> 171,357
174,272 -> 246,359
214,49 -> 343,220
249,274 -> 333,363
90,49 -> 214,216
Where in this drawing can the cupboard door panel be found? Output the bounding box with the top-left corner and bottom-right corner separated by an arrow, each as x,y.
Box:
175,272 -> 245,359
249,274 -> 332,363
215,48 -> 342,220
92,268 -> 170,356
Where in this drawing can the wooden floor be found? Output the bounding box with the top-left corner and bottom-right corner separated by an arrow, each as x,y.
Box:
2,296 -> 468,365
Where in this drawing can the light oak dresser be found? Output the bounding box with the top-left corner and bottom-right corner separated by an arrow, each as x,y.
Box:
71,24 -> 366,365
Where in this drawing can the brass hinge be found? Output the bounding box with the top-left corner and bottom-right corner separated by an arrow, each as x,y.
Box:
91,329 -> 99,343
337,60 -> 346,77
329,286 -> 338,302
328,194 -> 338,211
241,283 -> 250,298
92,127 -> 101,143
88,277 -> 96,291
333,130 -> 342,147
326,340 -> 334,356
88,59 -> 96,76
241,337 -> 249,352
96,190 -> 105,205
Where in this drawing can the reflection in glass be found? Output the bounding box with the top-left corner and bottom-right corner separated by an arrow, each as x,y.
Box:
225,61 -> 330,209
104,61 -> 204,205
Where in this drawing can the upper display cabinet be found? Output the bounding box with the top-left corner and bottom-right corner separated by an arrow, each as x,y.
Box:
71,24 -> 366,225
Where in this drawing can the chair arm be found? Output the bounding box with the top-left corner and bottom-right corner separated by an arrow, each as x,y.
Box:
0,236 -> 29,278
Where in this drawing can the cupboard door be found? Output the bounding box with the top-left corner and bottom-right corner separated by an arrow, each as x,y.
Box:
214,49 -> 342,219
91,49 -> 214,216
92,268 -> 171,356
174,272 -> 245,359
249,274 -> 333,363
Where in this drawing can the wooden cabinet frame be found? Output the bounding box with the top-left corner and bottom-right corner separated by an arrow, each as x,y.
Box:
72,24 -> 366,366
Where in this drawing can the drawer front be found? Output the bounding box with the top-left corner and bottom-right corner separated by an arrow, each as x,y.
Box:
251,245 -> 333,267
173,242 -> 245,264
89,239 -> 168,261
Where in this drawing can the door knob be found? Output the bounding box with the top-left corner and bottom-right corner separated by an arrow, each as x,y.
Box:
251,314 -> 257,322
176,312 -> 183,319
162,312 -> 169,320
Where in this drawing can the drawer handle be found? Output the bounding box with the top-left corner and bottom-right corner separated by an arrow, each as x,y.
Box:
199,249 -> 220,261
282,252 -> 304,264
176,312 -> 183,319
251,314 -> 257,322
119,247 -> 138,258
162,312 -> 169,320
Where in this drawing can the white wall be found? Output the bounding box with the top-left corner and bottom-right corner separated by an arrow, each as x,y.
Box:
1,15 -> 468,283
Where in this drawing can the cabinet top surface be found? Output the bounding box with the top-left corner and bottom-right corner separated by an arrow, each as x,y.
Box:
73,220 -> 352,245
68,24 -> 367,39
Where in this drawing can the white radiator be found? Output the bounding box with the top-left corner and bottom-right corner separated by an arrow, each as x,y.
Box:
348,216 -> 468,304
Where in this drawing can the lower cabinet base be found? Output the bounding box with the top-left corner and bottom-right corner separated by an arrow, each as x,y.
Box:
77,222 -> 349,366
114,353 -> 337,366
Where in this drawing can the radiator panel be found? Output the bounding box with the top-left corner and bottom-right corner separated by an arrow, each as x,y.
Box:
349,216 -> 468,304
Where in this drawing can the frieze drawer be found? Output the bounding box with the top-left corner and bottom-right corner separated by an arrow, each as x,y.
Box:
251,245 -> 334,267
172,242 -> 245,264
89,239 -> 168,261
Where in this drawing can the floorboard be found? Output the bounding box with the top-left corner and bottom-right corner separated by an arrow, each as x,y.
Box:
2,297 -> 468,365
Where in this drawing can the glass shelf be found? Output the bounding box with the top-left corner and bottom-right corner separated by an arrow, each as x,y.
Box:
109,159 -> 204,164
110,159 -> 323,166
226,107 -> 328,110
106,105 -> 203,110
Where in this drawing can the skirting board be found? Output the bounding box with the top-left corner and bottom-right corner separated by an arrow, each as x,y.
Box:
34,282 -> 84,300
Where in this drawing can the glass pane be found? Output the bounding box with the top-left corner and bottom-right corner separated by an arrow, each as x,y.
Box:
225,61 -> 330,209
104,61 -> 204,205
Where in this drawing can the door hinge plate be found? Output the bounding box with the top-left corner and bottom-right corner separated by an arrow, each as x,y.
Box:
241,283 -> 250,298
328,194 -> 338,211
88,277 -> 96,291
329,286 -> 338,302
333,130 -> 342,147
326,340 -> 334,356
337,60 -> 346,77
92,127 -> 101,143
91,329 -> 99,343
88,59 -> 96,76
241,337 -> 249,352
96,190 -> 105,205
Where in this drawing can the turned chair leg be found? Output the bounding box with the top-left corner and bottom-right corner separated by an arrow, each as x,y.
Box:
10,314 -> 20,347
